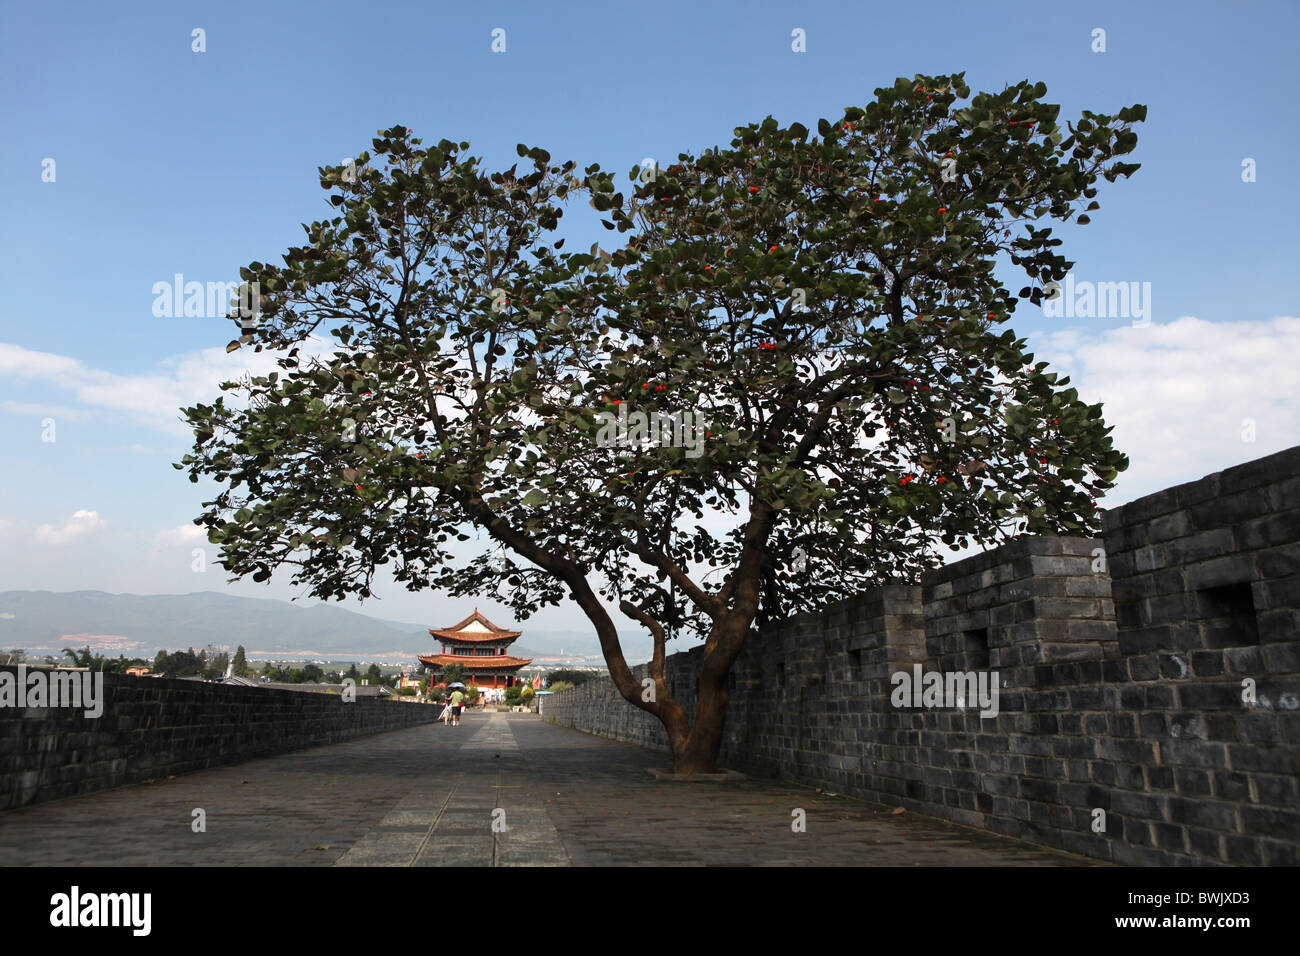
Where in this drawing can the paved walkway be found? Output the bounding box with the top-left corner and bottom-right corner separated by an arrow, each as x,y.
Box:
0,713 -> 1097,866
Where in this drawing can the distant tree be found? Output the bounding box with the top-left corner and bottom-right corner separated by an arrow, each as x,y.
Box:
345,662 -> 359,681
546,681 -> 574,693
154,649 -> 167,672
365,663 -> 382,684
545,669 -> 596,687
232,645 -> 250,678
505,685 -> 523,706
58,648 -> 149,674
439,663 -> 466,687
264,662 -> 321,683
465,685 -> 480,704
3,649 -> 26,664
157,649 -> 203,677
62,646 -> 96,668
104,655 -> 143,675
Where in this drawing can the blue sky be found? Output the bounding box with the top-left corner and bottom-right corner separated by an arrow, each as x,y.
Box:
1,0 -> 1296,633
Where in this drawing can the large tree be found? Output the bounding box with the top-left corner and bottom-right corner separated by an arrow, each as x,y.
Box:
180,74 -> 1142,773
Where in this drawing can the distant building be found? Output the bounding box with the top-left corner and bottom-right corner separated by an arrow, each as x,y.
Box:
125,666 -> 152,677
221,676 -> 261,687
418,610 -> 532,690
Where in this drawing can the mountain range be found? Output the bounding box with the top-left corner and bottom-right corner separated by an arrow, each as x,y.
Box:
0,590 -> 638,663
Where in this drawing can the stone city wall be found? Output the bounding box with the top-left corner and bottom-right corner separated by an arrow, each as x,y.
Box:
0,673 -> 442,811
542,445 -> 1300,865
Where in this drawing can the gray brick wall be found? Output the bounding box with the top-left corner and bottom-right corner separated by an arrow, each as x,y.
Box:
542,445 -> 1300,866
0,672 -> 442,811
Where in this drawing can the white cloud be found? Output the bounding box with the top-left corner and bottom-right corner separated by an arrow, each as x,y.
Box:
33,510 -> 107,545
0,401 -> 92,422
151,523 -> 207,550
1028,315 -> 1300,503
0,339 -> 333,437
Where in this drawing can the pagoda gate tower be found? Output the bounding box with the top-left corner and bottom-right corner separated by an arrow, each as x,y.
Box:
418,610 -> 532,690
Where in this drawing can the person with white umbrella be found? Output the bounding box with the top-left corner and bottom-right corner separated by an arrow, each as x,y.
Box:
447,682 -> 466,726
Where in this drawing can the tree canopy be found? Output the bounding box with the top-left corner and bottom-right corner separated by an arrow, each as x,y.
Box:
545,669 -> 598,687
180,73 -> 1143,770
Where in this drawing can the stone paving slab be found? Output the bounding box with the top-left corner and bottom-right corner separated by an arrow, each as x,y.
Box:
502,714 -> 1100,867
0,711 -> 1100,866
0,718 -> 472,866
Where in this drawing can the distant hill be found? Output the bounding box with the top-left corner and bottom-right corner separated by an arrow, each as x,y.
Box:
0,590 -> 645,663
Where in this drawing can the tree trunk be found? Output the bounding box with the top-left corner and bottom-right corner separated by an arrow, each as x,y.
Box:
666,641 -> 737,774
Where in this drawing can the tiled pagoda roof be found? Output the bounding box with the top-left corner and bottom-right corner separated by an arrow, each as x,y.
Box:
428,608 -> 523,644
417,653 -> 531,670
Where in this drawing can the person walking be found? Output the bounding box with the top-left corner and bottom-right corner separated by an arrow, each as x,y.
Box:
449,687 -> 465,726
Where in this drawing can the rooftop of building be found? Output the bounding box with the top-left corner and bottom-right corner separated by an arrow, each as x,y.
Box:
428,609 -> 522,643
